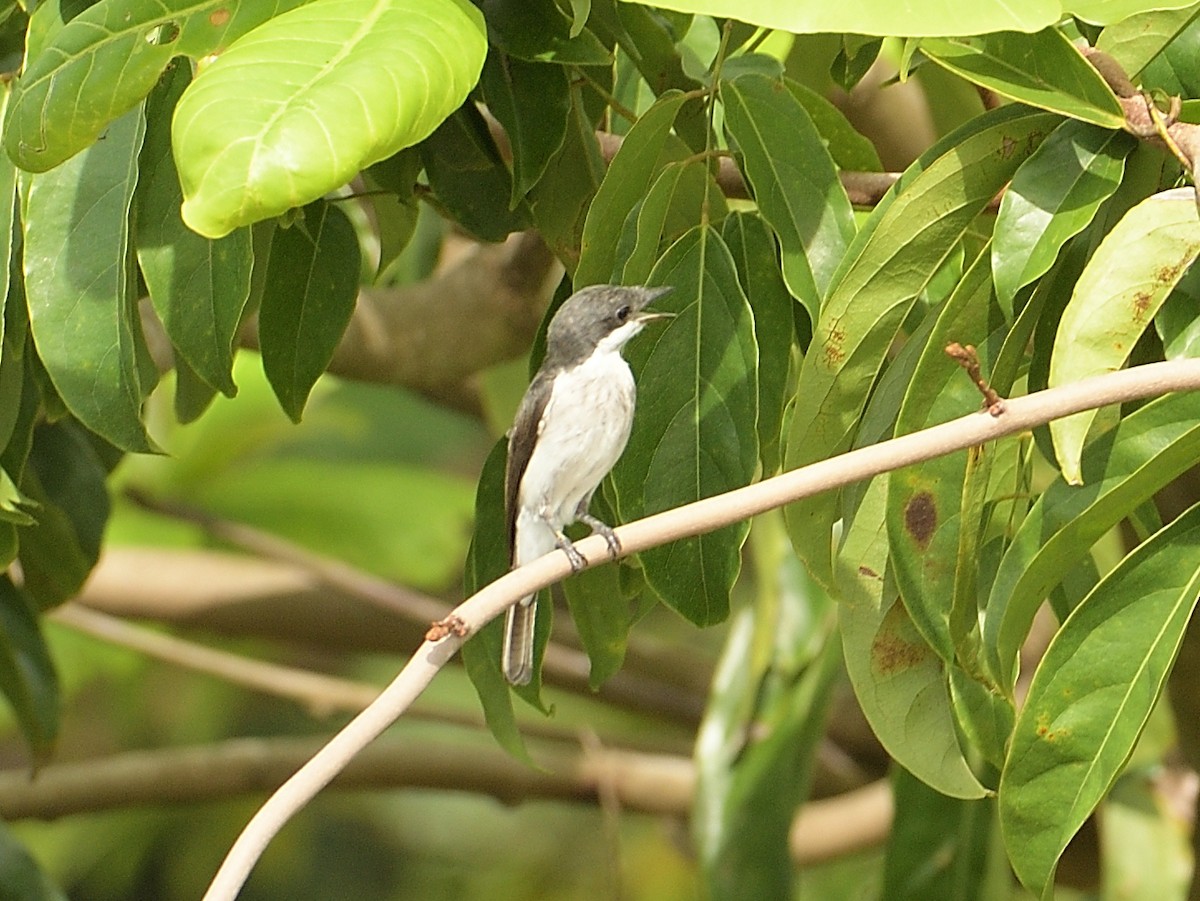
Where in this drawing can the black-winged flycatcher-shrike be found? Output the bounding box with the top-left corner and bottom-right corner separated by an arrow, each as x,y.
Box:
501,283 -> 673,685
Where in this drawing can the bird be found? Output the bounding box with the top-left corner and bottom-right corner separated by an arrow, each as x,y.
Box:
501,283 -> 674,686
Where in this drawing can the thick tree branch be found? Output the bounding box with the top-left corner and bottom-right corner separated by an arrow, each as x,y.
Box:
0,736 -> 889,866
203,359 -> 1200,900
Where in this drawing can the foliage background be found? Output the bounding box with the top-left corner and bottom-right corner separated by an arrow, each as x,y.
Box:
1,0 -> 1200,899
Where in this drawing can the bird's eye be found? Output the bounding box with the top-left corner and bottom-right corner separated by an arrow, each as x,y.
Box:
616,305 -> 631,322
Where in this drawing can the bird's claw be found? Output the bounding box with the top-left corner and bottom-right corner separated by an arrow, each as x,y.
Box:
577,512 -> 622,560
557,535 -> 587,573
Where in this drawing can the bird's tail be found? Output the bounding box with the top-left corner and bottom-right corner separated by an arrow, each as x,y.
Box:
502,596 -> 536,685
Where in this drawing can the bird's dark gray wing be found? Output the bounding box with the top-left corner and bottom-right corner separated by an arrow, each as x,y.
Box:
504,371 -> 552,565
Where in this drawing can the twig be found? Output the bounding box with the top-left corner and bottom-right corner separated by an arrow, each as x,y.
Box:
945,342 -> 1006,415
204,358 -> 1200,901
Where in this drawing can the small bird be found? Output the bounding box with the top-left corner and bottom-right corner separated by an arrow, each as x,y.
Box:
501,283 -> 673,685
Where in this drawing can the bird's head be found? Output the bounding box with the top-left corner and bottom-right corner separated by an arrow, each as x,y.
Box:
545,284 -> 674,364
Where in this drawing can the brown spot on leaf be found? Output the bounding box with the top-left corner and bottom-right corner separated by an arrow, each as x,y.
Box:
209,8 -> 231,26
1132,290 -> 1153,320
999,135 -> 1017,159
904,491 -> 937,550
872,606 -> 933,675
858,565 -> 880,579
822,322 -> 846,367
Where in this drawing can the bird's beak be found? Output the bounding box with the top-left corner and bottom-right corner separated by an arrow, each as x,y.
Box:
633,285 -> 675,323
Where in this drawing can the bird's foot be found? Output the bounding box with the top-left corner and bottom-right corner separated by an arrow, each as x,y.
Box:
577,511 -> 622,559
555,533 -> 588,572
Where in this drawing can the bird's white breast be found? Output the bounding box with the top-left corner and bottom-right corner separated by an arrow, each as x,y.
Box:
514,346 -> 637,565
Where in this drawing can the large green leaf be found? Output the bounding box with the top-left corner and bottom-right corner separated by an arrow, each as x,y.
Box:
1049,188 -> 1200,483
784,106 -> 1056,588
721,72 -> 855,319
483,0 -> 612,65
999,502 -> 1200,897
6,0 -> 309,172
1096,2 -> 1200,77
992,120 -> 1132,310
258,199 -> 360,422
887,248 -> 999,665
619,0 -> 1194,36
983,392 -> 1200,690
720,212 -> 792,474
841,596 -> 988,799
136,60 -> 251,397
613,226 -> 758,627
175,0 -> 486,238
576,90 -> 689,287
921,30 -> 1125,129
616,159 -> 727,285
23,106 -> 155,452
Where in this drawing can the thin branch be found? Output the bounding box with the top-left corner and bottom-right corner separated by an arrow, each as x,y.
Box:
0,735 -> 889,865
205,358 -> 1200,901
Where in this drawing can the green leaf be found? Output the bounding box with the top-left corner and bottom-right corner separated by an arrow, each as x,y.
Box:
887,247 -> 997,665
419,103 -> 530,243
882,767 -> 994,901
1096,2 -> 1200,77
721,72 -> 855,316
695,608 -> 841,901
561,541 -> 635,689
992,120 -> 1133,311
576,90 -> 689,287
18,420 -> 110,609
136,60 -> 251,397
1133,7 -> 1200,94
0,819 -> 68,901
840,596 -> 988,799
921,30 -> 1125,129
6,0 -> 309,172
480,53 -> 571,205
784,106 -> 1057,588
720,212 -> 792,474
23,106 -> 155,452
984,391 -> 1200,691
526,84 -> 605,269
787,78 -> 883,173
175,0 -> 487,238
613,226 -> 758,626
1156,266 -> 1200,359
617,159 -> 727,285
483,0 -> 612,65
258,200 -> 361,422
618,0 -> 1194,37
0,574 -> 58,765
1048,188 -> 1200,483
999,502 -> 1200,897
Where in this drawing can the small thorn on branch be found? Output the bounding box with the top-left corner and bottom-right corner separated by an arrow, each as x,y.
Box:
425,615 -> 469,642
945,342 -> 1006,416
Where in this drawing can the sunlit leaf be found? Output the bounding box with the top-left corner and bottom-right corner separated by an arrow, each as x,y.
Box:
175,0 -> 487,238
1096,2 -> 1200,77
1049,188 -> 1200,483
1000,502 -> 1200,897
921,29 -> 1125,128
6,0 -> 309,172
984,392 -> 1200,690
785,106 -> 1056,588
992,120 -> 1132,310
